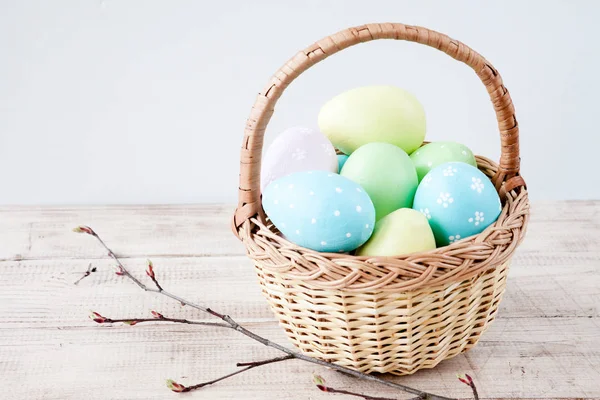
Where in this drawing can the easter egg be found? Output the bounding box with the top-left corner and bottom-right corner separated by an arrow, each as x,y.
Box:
337,154 -> 349,172
318,86 -> 426,155
262,170 -> 375,252
260,127 -> 338,190
413,162 -> 502,246
356,208 -> 436,257
411,141 -> 477,182
341,143 -> 418,221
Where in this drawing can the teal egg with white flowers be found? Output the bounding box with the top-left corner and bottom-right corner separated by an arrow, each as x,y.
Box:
413,162 -> 502,246
262,170 -> 375,252
337,154 -> 349,172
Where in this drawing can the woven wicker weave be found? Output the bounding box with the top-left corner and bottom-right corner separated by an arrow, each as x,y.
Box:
233,23 -> 530,374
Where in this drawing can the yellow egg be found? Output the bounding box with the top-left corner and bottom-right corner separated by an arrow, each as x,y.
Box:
356,208 -> 436,256
318,86 -> 426,155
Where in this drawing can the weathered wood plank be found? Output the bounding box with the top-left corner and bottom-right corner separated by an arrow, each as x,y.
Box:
0,257 -> 598,399
0,204 -> 244,261
1,317 -> 598,400
0,201 -> 599,399
0,257 -> 598,326
1,201 -> 599,262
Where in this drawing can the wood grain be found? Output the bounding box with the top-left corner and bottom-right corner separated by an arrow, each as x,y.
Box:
0,201 -> 599,399
1,201 -> 598,262
0,204 -> 244,261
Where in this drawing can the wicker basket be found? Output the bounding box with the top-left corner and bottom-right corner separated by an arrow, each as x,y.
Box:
233,23 -> 530,375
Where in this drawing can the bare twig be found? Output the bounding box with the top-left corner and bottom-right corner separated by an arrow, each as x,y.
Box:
314,374 -> 420,400
168,355 -> 296,393
93,311 -> 296,391
74,263 -> 96,285
236,354 -> 294,367
74,225 -> 456,400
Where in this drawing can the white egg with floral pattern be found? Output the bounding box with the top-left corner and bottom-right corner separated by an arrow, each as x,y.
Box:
413,162 -> 501,246
260,127 -> 338,191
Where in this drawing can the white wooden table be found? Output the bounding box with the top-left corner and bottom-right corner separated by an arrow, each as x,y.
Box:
1,202 -> 599,399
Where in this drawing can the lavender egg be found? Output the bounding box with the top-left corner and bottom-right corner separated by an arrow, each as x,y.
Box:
260,127 -> 338,191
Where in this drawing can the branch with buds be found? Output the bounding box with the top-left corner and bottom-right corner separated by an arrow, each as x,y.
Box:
89,311 -> 229,328
314,374 -> 418,400
74,263 -> 96,284
457,374 -> 479,400
74,225 -> 479,399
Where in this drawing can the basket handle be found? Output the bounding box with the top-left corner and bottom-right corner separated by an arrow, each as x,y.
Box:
233,23 -> 525,231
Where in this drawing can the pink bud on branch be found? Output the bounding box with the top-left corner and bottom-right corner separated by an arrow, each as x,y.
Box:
166,379 -> 187,393
313,374 -> 328,392
89,311 -> 106,324
151,310 -> 164,319
146,260 -> 155,279
457,374 -> 473,386
115,265 -> 125,276
145,259 -> 163,291
457,373 -> 478,400
73,226 -> 95,235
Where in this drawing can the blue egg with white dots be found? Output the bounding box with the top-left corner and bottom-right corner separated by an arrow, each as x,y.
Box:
413,162 -> 502,246
262,170 -> 375,252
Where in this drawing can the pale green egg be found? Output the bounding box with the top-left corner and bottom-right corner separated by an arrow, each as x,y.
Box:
356,208 -> 436,256
318,86 -> 426,155
341,142 -> 418,221
410,141 -> 477,182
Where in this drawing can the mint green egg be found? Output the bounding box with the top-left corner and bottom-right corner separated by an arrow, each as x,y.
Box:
410,141 -> 477,182
341,142 -> 418,221
318,86 -> 426,155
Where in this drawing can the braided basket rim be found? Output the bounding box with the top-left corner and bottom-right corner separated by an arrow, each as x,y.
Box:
238,155 -> 530,292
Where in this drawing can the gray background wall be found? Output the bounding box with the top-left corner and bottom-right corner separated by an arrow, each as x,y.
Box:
1,0 -> 597,204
